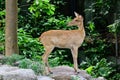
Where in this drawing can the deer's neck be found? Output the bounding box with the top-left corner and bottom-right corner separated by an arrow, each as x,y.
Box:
78,22 -> 84,31
78,22 -> 85,37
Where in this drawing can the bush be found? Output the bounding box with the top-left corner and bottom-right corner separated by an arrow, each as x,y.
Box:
81,58 -> 115,78
78,22 -> 111,69
79,22 -> 114,78
18,28 -> 44,59
109,73 -> 120,80
29,0 -> 55,17
0,28 -> 44,60
0,54 -> 44,75
0,28 -> 4,54
49,49 -> 73,67
18,13 -> 72,38
18,0 -> 72,38
18,58 -> 44,75
0,54 -> 24,65
82,22 -> 111,58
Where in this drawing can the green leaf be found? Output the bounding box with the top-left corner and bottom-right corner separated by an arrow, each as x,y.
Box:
86,66 -> 94,74
43,0 -> 49,2
35,0 -> 39,5
88,22 -> 95,32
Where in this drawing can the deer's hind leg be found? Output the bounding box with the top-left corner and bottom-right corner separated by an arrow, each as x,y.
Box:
42,45 -> 54,74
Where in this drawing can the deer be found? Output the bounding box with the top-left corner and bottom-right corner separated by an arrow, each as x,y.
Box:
39,12 -> 85,74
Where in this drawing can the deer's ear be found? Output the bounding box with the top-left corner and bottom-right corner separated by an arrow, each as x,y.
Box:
74,12 -> 79,17
78,15 -> 83,19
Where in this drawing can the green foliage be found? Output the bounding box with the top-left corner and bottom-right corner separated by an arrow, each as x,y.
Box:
18,58 -> 32,68
0,0 -> 5,9
91,58 -> 114,78
0,0 -> 5,28
0,10 -> 5,27
86,0 -> 111,16
85,66 -> 94,74
83,22 -> 110,59
42,15 -> 72,30
18,13 -> 72,37
49,57 -> 60,67
0,54 -> 24,65
85,0 -> 114,33
0,28 -> 44,59
0,10 -> 5,19
18,0 -> 72,37
107,19 -> 120,34
29,0 -> 55,18
0,28 -> 4,53
18,58 -> 44,75
0,54 -> 44,75
109,73 -> 120,80
107,19 -> 120,80
49,49 -> 73,67
0,1 -> 6,53
80,21 -> 114,78
81,58 -> 114,78
52,0 -> 66,6
80,57 -> 100,69
87,21 -> 95,32
18,28 -> 44,59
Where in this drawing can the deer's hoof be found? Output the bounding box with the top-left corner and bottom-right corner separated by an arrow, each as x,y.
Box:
77,71 -> 80,74
74,71 -> 80,75
49,71 -> 53,74
45,71 -> 53,76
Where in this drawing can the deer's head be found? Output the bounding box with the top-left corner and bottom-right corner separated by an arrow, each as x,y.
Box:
68,12 -> 83,27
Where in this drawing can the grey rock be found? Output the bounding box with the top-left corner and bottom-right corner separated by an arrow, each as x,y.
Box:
0,65 -> 106,80
0,65 -> 37,80
37,76 -> 54,80
49,66 -> 106,80
0,65 -> 19,73
93,77 -> 106,80
50,66 -> 92,80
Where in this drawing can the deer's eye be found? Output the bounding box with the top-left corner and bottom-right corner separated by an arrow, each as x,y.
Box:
75,20 -> 79,21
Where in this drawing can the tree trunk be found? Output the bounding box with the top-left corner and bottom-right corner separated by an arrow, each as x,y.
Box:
5,0 -> 18,56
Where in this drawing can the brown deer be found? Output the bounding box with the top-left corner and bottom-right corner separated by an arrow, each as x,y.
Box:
39,12 -> 85,74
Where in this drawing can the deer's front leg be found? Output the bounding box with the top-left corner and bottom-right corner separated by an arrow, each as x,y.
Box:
42,46 -> 54,75
71,47 -> 79,73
